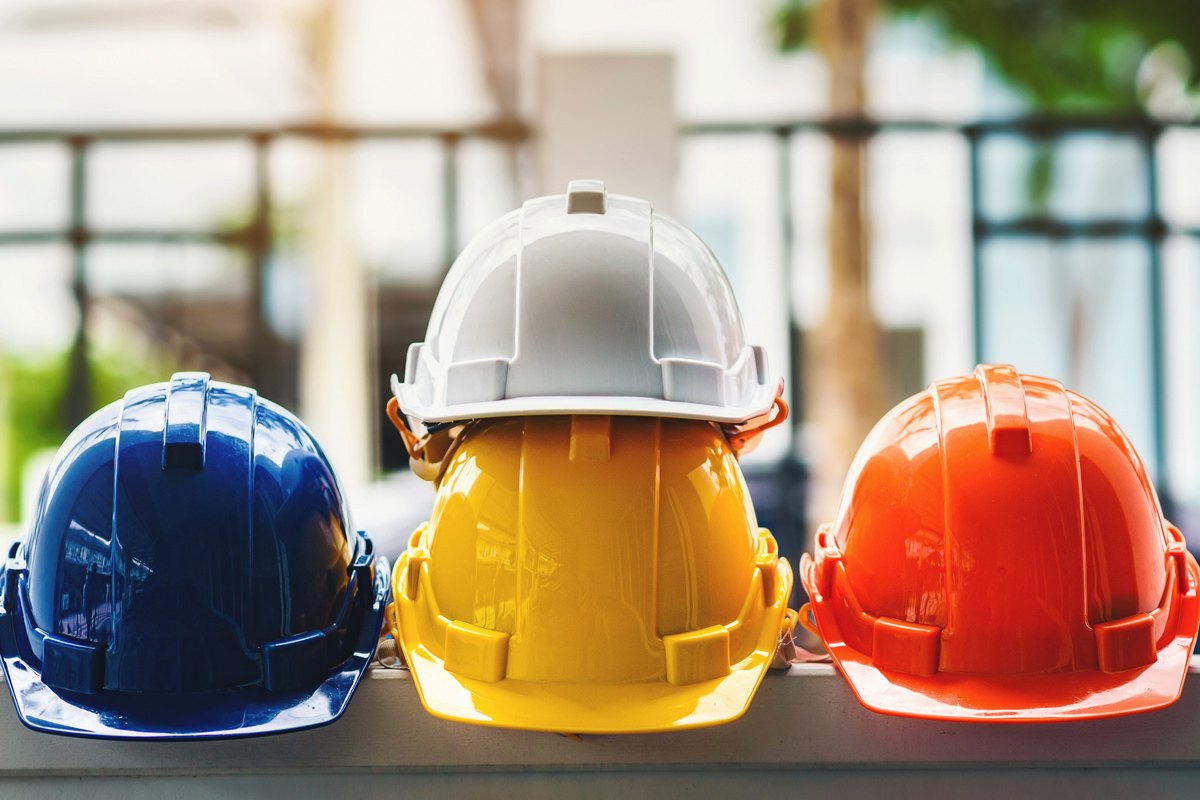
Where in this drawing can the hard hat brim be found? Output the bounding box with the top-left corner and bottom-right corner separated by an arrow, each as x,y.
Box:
392,559 -> 794,734
0,564 -> 391,740
800,554 -> 1200,722
394,384 -> 779,426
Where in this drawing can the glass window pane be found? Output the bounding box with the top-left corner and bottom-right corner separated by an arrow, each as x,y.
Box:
86,243 -> 252,381
351,140 -> 444,285
788,131 -> 831,330
678,133 -> 788,465
0,245 -> 77,527
0,144 -> 69,231
869,131 -> 972,382
89,142 -> 256,231
1159,129 -> 1200,229
1163,235 -> 1200,543
88,243 -> 246,296
978,134 -> 1148,223
457,139 -> 519,249
981,238 -> 1157,479
0,244 -> 75,357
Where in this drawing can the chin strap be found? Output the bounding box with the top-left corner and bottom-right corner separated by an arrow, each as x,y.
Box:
772,604 -> 832,668
391,388 -> 788,467
725,381 -> 789,456
386,397 -> 423,459
386,397 -> 466,482
373,634 -> 407,670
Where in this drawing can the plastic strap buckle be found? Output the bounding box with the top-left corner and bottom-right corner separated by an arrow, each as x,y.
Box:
350,532 -> 374,576
2,556 -> 26,613
261,533 -> 379,693
405,548 -> 430,600
755,529 -> 780,601
771,608 -> 799,668
5,572 -> 107,694
42,633 -> 106,694
385,397 -> 465,482
386,397 -> 427,461
812,526 -> 843,598
725,381 -> 789,455
261,631 -> 327,692
1166,524 -> 1190,591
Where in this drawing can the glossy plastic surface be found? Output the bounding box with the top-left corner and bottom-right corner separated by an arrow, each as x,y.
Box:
0,373 -> 390,739
801,364 -> 1200,722
394,180 -> 777,425
389,415 -> 793,733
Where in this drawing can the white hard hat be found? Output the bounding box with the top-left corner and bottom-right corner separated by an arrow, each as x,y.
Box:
392,180 -> 777,424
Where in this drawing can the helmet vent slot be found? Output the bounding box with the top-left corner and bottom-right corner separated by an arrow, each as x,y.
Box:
565,179 -> 607,214
162,372 -> 210,471
975,364 -> 1032,457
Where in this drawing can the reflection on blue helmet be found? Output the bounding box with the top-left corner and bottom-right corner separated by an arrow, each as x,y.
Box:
0,373 -> 389,739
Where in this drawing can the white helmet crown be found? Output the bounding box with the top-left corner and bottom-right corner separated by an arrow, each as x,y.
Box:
393,180 -> 776,424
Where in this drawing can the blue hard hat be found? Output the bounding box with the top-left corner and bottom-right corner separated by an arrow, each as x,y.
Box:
0,373 -> 390,739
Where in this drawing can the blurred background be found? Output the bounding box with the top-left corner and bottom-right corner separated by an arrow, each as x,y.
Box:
0,0 -> 1198,567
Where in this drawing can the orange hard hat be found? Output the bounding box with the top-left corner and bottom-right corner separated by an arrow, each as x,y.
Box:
800,364 -> 1200,722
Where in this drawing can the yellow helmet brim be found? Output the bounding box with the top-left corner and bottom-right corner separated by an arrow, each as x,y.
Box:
391,557 -> 793,734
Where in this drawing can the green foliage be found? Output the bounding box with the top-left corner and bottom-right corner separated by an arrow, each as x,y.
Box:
2,349 -> 172,522
772,0 -> 1200,110
772,0 -> 811,52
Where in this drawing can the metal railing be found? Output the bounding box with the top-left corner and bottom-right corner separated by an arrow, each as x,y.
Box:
0,121 -> 527,422
696,116 -> 1200,481
1,115 -> 1197,516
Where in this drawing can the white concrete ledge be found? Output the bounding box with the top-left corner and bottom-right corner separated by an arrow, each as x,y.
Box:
1,661 -> 1199,797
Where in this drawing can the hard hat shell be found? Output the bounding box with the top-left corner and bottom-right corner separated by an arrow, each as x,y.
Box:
393,179 -> 777,425
800,364 -> 1200,722
388,414 -> 793,733
0,373 -> 390,739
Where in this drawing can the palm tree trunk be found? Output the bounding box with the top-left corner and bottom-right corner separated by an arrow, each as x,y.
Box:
807,0 -> 886,525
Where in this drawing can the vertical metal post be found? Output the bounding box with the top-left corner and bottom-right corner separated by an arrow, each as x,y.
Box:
777,126 -> 806,599
776,127 -> 799,455
1142,126 -> 1169,502
966,126 -> 985,366
442,133 -> 461,272
65,136 -> 92,428
248,134 -> 279,403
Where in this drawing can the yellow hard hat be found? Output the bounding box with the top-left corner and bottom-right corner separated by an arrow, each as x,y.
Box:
388,414 -> 793,733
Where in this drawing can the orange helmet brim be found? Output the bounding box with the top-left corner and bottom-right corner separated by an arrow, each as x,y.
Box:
801,553 -> 1200,722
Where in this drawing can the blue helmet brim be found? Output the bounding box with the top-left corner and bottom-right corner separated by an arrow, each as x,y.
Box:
0,560 -> 390,740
